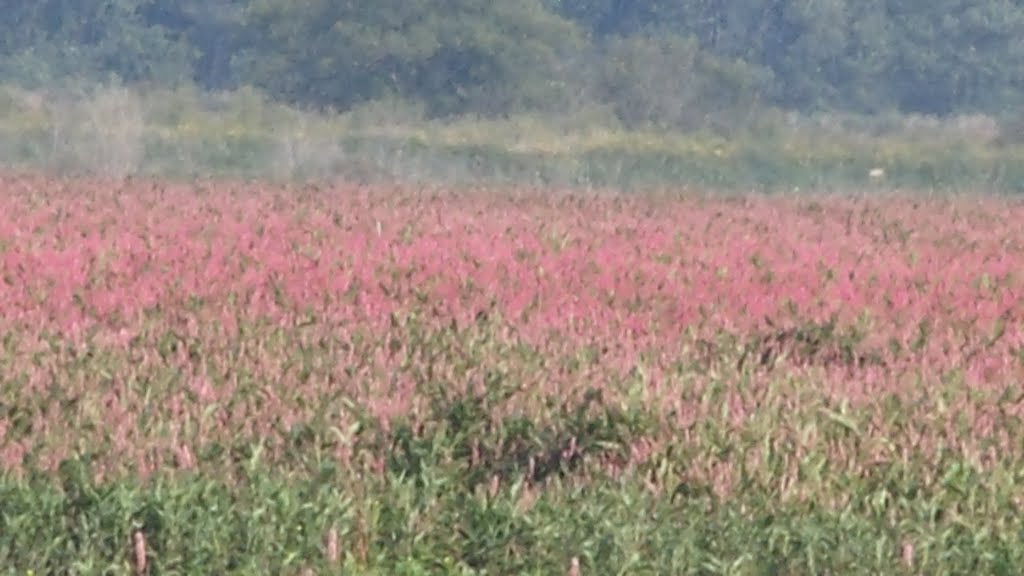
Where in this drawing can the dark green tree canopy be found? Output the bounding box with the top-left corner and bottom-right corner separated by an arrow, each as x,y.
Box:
2,0 -> 1023,120
549,0 -> 1024,115
232,0 -> 584,116
0,0 -> 196,87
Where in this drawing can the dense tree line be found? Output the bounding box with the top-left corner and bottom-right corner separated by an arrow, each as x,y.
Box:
2,0 -> 1023,127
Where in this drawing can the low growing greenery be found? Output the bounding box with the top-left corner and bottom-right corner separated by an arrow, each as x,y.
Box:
2,85 -> 1024,192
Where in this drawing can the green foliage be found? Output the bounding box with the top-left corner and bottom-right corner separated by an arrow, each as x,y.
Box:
0,0 -> 195,88
3,0 -> 1024,123
552,0 -> 1024,116
3,343 -> 1024,572
234,0 -> 584,117
4,85 -> 1024,192
141,0 -> 248,89
2,298 -> 1024,572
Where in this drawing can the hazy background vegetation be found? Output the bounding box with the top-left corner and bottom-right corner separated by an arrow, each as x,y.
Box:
3,0 -> 1024,190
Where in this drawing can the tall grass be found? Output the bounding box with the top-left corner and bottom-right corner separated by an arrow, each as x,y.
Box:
0,176 -> 1022,572
1,84 -> 1024,192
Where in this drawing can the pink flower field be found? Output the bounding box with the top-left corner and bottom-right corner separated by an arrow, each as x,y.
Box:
0,173 -> 1022,492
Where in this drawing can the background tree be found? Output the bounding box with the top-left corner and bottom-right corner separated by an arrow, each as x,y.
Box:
0,0 -> 194,87
2,0 -> 1024,121
233,0 -> 585,116
142,0 -> 248,89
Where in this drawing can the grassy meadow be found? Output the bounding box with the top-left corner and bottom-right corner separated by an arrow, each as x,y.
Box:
2,84 -> 1024,193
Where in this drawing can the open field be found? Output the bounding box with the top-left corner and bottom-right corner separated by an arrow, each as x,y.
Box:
1,173 -> 1023,573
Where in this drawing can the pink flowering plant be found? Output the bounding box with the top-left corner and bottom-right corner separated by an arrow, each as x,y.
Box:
0,174 -> 1023,573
